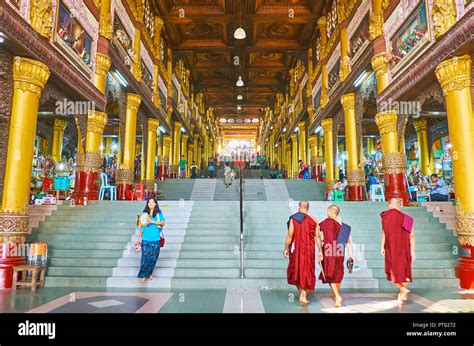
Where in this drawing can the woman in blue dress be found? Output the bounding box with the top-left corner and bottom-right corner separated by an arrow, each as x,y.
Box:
137,197 -> 165,283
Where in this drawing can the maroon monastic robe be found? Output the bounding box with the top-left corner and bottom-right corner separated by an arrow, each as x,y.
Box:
319,218 -> 345,284
287,213 -> 317,290
381,209 -> 413,284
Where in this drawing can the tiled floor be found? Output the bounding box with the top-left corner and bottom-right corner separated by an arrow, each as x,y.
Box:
1,287 -> 473,313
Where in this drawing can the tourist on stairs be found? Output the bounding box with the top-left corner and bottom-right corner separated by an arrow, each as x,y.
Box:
317,205 -> 355,308
224,162 -> 232,188
283,201 -> 318,305
380,198 -> 416,305
178,155 -> 187,179
136,198 -> 166,283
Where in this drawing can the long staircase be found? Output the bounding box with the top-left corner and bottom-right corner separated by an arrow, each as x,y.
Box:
29,178 -> 460,291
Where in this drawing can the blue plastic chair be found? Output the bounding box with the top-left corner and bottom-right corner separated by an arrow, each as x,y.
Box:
99,172 -> 116,200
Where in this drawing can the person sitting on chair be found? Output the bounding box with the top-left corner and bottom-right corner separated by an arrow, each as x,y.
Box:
424,174 -> 449,201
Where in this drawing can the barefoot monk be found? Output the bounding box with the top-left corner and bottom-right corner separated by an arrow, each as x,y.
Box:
283,201 -> 318,305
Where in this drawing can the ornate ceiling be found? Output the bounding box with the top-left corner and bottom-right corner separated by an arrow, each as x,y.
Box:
154,0 -> 328,121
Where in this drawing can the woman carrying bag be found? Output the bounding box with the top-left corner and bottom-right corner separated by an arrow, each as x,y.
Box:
136,197 -> 165,283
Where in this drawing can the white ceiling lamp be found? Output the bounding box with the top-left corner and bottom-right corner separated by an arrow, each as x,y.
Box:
236,76 -> 244,87
234,27 -> 246,40
237,94 -> 243,100
237,105 -> 242,111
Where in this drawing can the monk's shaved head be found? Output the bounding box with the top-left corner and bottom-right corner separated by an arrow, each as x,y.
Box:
299,200 -> 309,211
328,204 -> 340,216
388,197 -> 401,209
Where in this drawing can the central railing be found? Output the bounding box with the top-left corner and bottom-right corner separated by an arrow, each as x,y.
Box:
239,167 -> 244,279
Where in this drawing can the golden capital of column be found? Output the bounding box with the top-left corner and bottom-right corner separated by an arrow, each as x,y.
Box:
290,133 -> 297,141
148,118 -> 159,132
369,7 -> 384,41
371,52 -> 389,76
87,110 -> 108,134
95,53 -> 111,76
317,17 -> 327,36
375,111 -> 398,135
321,118 -> 333,132
435,55 -> 471,96
127,93 -> 142,111
163,135 -> 172,144
340,93 -> 355,113
13,57 -> 50,96
53,118 -> 67,132
115,168 -> 134,184
174,122 -> 182,132
455,203 -> 474,246
182,133 -> 189,140
297,121 -> 305,131
347,169 -> 366,185
99,11 -> 113,40
308,136 -> 317,146
413,118 -> 428,132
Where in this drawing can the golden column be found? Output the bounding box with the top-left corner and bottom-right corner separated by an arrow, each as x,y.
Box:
308,135 -> 317,179
0,57 -> 50,244
116,94 -> 141,199
144,118 -> 159,193
291,133 -> 298,178
367,137 -> 375,156
181,133 -> 189,177
413,118 -> 430,176
375,111 -> 409,204
435,55 -> 474,289
321,118 -> 335,194
371,53 -> 389,94
285,143 -> 291,178
188,143 -> 194,167
132,29 -> 142,82
75,117 -> 84,154
93,53 -> 111,94
193,133 -> 199,166
341,93 -> 366,200
159,135 -> 172,179
73,110 -> 108,204
172,122 -> 182,167
51,118 -> 67,163
297,121 -> 307,164
317,16 -> 329,108
280,138 -> 287,177
339,22 -> 350,82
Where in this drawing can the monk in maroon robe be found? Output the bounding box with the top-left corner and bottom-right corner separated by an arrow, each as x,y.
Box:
317,205 -> 355,307
283,201 -> 318,305
381,198 -> 416,304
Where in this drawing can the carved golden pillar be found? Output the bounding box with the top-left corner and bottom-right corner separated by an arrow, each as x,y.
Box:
435,55 -> 474,289
367,137 -> 375,156
321,65 -> 329,108
280,138 -> 287,178
341,93 -> 366,201
413,118 -> 430,176
285,142 -> 291,179
309,135 -> 318,179
74,110 -> 108,204
29,0 -> 53,39
188,143 -> 194,173
98,0 -> 113,40
339,25 -> 350,81
0,57 -> 50,250
291,133 -> 298,178
375,111 -> 409,205
51,118 -> 67,163
369,0 -> 385,41
144,119 -> 159,193
322,118 -> 335,194
297,121 -> 307,165
193,133 -> 199,166
93,53 -> 111,94
158,135 -> 171,179
172,122 -> 182,167
117,94 -> 141,199
371,53 -> 390,94
132,29 -> 142,82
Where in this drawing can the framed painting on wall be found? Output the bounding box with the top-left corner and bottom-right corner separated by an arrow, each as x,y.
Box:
389,0 -> 431,75
141,61 -> 154,94
327,60 -> 340,95
54,1 -> 94,74
349,13 -> 370,65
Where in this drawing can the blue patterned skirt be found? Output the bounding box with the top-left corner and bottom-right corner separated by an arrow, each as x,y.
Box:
137,240 -> 161,278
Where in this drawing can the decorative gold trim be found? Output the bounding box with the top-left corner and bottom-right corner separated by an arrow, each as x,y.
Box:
116,169 -> 134,184
432,0 -> 457,39
435,55 -> 471,95
30,0 -> 53,39
87,110 -> 108,134
76,152 -> 102,173
382,152 -> 407,175
95,53 -> 111,76
0,213 -> 29,235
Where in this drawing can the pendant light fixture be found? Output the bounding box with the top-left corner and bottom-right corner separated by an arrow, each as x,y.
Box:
234,4 -> 246,40
236,76 -> 244,87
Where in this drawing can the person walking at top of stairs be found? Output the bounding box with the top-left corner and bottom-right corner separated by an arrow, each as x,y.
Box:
179,155 -> 187,179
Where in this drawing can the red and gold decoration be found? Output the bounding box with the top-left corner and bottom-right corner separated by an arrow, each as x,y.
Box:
73,110 -> 108,204
375,111 -> 410,205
